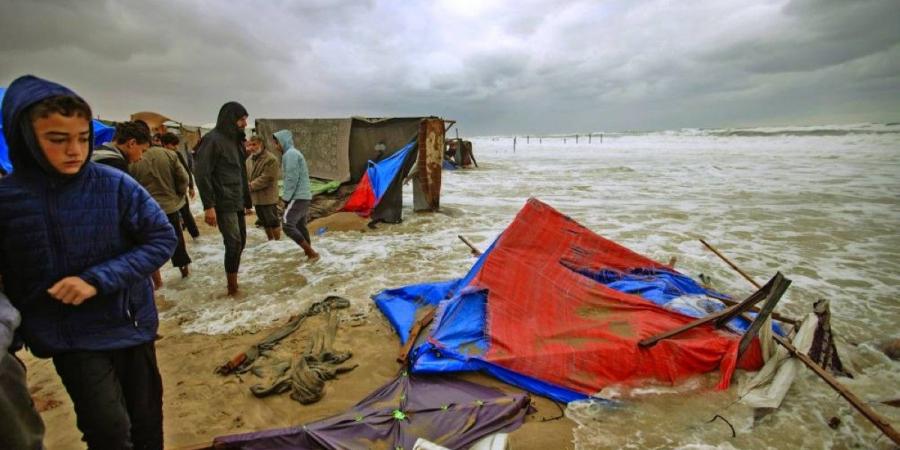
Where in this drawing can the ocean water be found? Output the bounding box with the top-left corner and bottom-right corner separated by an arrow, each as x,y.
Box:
159,123 -> 900,449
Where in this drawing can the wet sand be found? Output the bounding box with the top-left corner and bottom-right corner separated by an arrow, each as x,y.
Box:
22,304 -> 575,449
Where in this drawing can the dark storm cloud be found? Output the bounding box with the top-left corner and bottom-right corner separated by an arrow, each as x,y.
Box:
706,0 -> 900,74
1,0 -> 897,134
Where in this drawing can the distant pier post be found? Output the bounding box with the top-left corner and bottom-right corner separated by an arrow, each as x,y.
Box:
513,136 -> 517,153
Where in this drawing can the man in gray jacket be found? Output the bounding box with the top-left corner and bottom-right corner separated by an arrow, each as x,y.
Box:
130,142 -> 192,280
1,290 -> 45,450
246,135 -> 281,241
195,102 -> 252,296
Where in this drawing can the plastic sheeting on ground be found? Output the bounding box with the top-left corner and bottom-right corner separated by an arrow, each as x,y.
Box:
374,198 -> 766,404
739,313 -> 817,410
414,433 -> 508,450
309,178 -> 341,196
212,373 -> 531,450
342,140 -> 416,217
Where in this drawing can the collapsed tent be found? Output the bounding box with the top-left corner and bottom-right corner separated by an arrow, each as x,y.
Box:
342,140 -> 417,220
374,199 -> 769,403
0,84 -> 115,174
212,372 -> 531,450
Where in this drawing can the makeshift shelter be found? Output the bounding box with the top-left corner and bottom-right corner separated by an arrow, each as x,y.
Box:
374,199 -> 773,404
257,116 -> 448,223
211,372 -> 531,450
131,111 -> 203,151
131,111 -> 170,135
445,138 -> 476,168
255,117 -> 444,183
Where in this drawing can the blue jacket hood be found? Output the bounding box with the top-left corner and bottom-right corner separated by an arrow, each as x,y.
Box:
1,75 -> 93,178
274,129 -> 295,152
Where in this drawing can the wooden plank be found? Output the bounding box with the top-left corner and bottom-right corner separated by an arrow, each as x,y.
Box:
638,274 -> 780,348
711,294 -> 798,326
736,275 -> 791,358
397,306 -> 437,365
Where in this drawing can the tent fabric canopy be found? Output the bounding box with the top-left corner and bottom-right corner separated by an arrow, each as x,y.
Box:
342,140 -> 416,218
374,199 -> 766,403
212,373 -> 531,450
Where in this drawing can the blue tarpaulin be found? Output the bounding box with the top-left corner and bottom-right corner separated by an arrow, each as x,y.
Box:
0,87 -> 8,174
368,140 -> 416,202
373,200 -> 778,403
92,119 -> 115,147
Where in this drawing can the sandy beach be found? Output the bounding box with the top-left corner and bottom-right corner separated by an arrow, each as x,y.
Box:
22,233 -> 576,449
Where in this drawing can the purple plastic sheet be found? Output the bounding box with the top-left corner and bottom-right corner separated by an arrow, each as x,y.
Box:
212,373 -> 532,450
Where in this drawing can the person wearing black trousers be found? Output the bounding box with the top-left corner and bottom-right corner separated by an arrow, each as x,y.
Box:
161,133 -> 200,239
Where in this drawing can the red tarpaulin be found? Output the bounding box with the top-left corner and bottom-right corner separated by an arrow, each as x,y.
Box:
466,199 -> 762,393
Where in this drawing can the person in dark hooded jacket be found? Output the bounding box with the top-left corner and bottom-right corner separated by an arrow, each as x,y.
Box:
0,75 -> 177,450
194,101 -> 252,296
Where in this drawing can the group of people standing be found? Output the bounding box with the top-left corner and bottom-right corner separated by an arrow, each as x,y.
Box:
0,74 -> 318,449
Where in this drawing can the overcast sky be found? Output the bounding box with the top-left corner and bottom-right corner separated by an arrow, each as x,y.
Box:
1,0 -> 898,135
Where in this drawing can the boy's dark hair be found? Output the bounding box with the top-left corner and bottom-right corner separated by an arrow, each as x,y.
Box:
114,121 -> 152,145
27,95 -> 92,123
159,132 -> 180,147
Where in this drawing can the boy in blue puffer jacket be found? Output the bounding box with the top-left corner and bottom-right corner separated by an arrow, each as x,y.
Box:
0,75 -> 177,449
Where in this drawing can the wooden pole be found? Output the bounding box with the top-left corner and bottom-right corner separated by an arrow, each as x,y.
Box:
458,235 -> 483,256
714,294 -> 798,326
700,239 -> 900,445
700,239 -> 760,288
700,238 -> 799,326
639,273 -> 787,349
